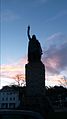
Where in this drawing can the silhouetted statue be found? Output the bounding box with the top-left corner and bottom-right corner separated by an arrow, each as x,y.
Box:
25,26 -> 54,119
27,26 -> 42,62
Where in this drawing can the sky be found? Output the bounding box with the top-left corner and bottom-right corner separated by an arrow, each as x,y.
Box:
0,0 -> 67,88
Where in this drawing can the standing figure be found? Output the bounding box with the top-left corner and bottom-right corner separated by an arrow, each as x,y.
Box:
25,26 -> 54,119
27,26 -> 42,62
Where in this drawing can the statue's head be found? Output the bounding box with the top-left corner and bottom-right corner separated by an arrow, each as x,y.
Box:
32,35 -> 36,40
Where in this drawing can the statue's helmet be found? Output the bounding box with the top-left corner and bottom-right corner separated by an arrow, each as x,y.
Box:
32,35 -> 36,40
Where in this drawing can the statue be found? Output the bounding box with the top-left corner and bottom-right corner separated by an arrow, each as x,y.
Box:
25,26 -> 54,117
27,26 -> 42,62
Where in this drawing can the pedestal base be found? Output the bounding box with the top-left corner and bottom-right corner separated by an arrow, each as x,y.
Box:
25,61 -> 45,97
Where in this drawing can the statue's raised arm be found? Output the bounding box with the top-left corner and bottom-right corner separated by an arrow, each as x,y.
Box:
27,25 -> 31,40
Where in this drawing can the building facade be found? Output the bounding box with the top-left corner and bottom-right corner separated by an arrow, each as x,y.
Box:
0,86 -> 20,109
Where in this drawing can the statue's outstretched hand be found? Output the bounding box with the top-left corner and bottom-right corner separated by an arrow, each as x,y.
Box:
28,25 -> 30,31
27,25 -> 31,40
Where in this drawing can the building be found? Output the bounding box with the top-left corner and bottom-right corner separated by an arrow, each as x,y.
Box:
0,86 -> 20,109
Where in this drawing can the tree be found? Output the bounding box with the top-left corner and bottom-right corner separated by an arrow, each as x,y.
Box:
13,74 -> 25,86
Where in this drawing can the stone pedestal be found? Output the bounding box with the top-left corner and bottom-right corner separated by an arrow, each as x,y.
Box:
25,61 -> 45,114
25,61 -> 45,97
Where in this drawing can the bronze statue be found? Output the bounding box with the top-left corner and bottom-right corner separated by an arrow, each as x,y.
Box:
27,26 -> 42,62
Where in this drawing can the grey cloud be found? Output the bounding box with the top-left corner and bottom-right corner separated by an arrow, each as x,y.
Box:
45,32 -> 67,50
42,42 -> 67,74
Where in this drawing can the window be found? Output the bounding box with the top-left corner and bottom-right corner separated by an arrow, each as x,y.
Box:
2,98 -> 4,101
10,92 -> 12,95
2,93 -> 4,95
10,97 -> 12,100
13,97 -> 15,100
6,97 -> 8,101
9,103 -> 15,108
1,103 -> 8,108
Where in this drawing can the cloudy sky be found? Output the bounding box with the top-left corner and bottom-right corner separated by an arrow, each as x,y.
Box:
0,0 -> 67,88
